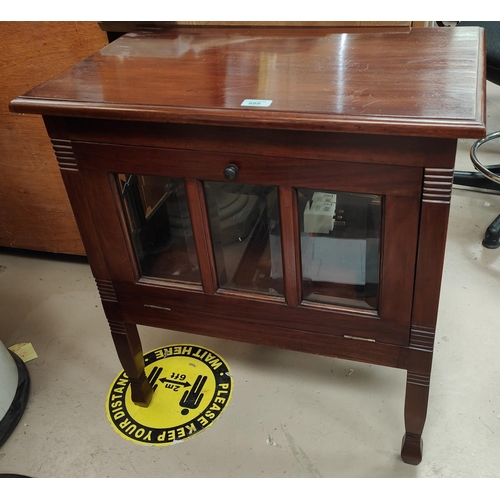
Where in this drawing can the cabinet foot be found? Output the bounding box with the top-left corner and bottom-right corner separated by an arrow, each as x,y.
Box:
130,371 -> 154,407
401,432 -> 423,465
402,368 -> 430,465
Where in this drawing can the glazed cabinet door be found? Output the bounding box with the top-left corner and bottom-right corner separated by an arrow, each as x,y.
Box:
73,142 -> 422,346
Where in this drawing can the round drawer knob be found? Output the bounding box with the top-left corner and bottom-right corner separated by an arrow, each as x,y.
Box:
223,164 -> 239,180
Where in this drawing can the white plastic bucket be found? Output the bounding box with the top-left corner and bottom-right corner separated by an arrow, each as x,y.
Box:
0,341 -> 19,422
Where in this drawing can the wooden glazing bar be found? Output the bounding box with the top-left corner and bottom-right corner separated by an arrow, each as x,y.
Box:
278,187 -> 302,307
185,178 -> 219,295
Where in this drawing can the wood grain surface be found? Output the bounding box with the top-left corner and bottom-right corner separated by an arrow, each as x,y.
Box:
11,27 -> 485,138
20,26 -> 485,459
1,22 -> 107,254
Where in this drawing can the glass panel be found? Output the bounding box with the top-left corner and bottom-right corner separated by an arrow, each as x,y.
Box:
204,182 -> 283,296
116,174 -> 201,284
298,189 -> 381,310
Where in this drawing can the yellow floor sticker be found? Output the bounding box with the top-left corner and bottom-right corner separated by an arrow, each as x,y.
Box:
106,344 -> 233,445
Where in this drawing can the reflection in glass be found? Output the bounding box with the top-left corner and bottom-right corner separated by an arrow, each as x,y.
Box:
298,189 -> 381,310
117,174 -> 201,284
204,182 -> 283,296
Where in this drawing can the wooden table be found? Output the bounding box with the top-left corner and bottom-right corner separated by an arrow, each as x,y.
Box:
11,26 -> 486,464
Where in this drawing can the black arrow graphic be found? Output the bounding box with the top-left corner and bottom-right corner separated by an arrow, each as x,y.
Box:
160,378 -> 191,388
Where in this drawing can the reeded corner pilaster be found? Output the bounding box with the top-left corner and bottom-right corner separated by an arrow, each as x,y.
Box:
96,278 -> 118,302
409,325 -> 435,352
51,138 -> 78,172
422,167 -> 453,205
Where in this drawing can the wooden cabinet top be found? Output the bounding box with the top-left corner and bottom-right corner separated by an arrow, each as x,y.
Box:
11,27 -> 486,138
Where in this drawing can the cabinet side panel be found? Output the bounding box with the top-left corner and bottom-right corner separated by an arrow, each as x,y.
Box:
411,203 -> 452,331
59,169 -> 109,279
42,117 -> 108,277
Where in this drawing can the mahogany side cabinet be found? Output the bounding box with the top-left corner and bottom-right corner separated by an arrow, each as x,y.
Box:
11,26 -> 486,464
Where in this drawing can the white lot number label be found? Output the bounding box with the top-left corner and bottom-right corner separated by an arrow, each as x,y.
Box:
241,99 -> 273,107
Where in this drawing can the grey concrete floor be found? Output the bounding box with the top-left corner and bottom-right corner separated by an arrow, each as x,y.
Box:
0,83 -> 499,479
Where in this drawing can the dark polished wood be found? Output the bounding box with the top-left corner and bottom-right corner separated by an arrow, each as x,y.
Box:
97,21 -> 417,32
10,27 -> 486,464
71,142 -> 421,345
63,119 -> 459,168
401,160 -> 457,465
278,187 -> 302,307
10,28 -> 485,138
71,142 -> 423,195
184,179 -> 219,294
109,321 -> 153,407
